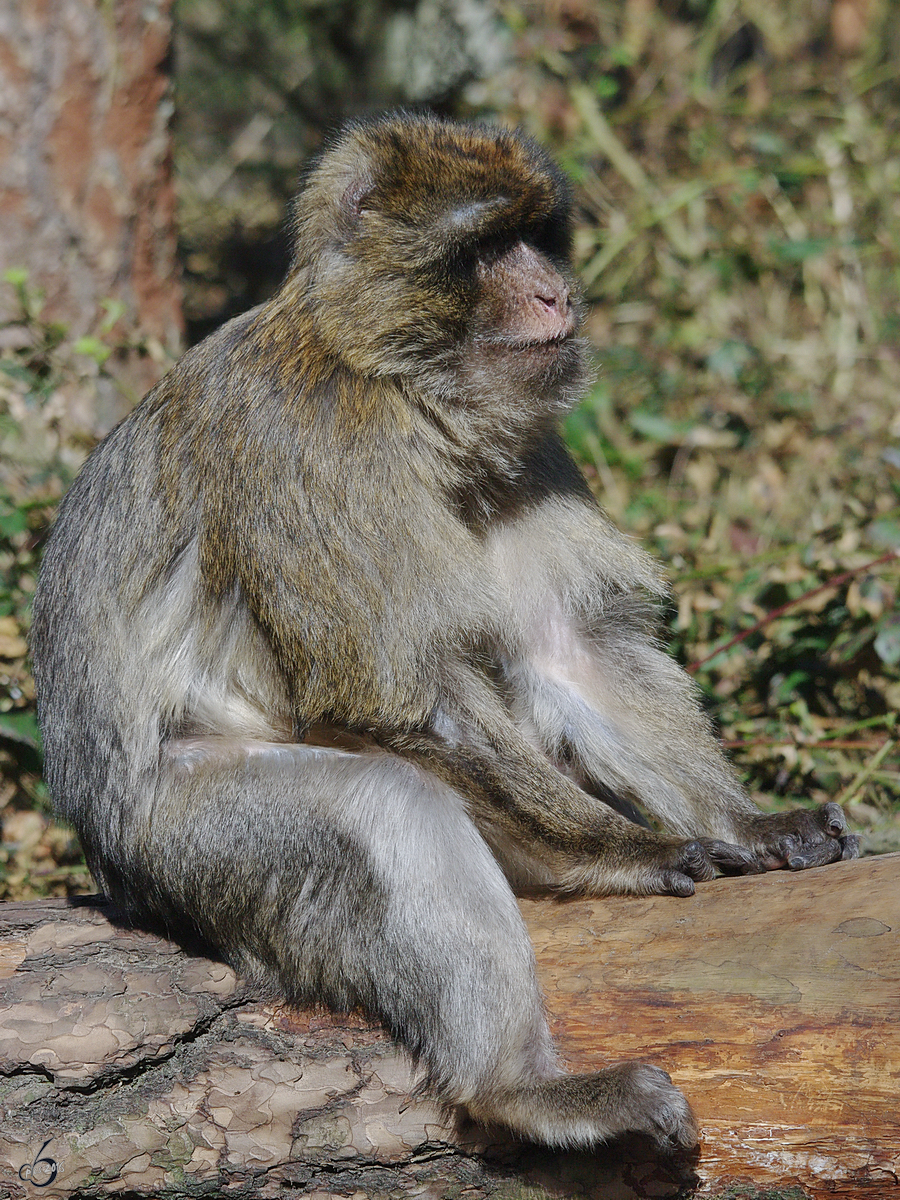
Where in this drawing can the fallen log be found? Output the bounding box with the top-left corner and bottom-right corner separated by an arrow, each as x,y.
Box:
0,853 -> 897,1199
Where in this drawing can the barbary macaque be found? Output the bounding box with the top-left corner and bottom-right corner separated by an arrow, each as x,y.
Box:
30,114 -> 857,1150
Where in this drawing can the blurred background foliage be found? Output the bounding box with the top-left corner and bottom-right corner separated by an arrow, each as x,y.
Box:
1,0 -> 898,898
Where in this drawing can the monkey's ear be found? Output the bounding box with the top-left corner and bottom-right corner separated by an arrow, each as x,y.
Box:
342,174 -> 375,220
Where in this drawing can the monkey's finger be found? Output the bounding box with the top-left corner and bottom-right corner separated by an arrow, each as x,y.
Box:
787,837 -> 844,871
840,833 -> 861,860
698,838 -> 762,875
756,833 -> 802,869
674,839 -> 718,884
657,871 -> 697,897
818,801 -> 850,838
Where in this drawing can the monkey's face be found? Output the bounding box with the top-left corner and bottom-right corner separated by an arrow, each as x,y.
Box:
460,238 -> 582,401
290,115 -> 587,409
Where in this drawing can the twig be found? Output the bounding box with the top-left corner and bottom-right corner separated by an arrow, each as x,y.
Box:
687,549 -> 900,673
721,739 -> 889,751
834,740 -> 897,807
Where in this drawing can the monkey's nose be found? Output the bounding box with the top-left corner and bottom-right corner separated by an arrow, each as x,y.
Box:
536,290 -> 570,311
534,288 -> 575,339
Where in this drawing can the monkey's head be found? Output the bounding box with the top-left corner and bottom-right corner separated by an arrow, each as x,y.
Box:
289,114 -> 586,409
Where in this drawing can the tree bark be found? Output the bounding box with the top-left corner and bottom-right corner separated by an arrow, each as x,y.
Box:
0,854 -> 897,1200
0,0 -> 181,434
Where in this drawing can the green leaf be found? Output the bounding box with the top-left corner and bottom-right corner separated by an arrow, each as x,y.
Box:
629,410 -> 691,443
0,507 -> 28,538
768,237 -> 833,262
748,131 -> 788,157
707,340 -> 755,383
874,618 -> 900,666
0,709 -> 41,749
72,335 -> 112,364
99,298 -> 127,333
867,519 -> 900,550
772,670 -> 811,703
609,44 -> 634,67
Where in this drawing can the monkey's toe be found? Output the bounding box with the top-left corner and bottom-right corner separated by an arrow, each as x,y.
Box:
787,837 -> 845,870
821,800 -> 850,837
840,832 -> 861,860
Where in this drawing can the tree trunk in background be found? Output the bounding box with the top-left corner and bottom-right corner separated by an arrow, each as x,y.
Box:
0,0 -> 181,434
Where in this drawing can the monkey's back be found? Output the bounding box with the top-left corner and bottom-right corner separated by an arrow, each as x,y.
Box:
31,315 -> 251,863
30,304 -> 499,885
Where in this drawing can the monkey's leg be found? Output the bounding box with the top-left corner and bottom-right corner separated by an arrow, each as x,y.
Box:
146,738 -> 695,1150
499,617 -> 753,839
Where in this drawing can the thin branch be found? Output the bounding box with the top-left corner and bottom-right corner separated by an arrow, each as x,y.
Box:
687,548 -> 900,674
834,739 -> 897,807
721,739 -> 891,751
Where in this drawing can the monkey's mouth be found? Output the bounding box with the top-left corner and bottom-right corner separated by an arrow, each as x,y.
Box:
483,331 -> 574,352
521,332 -> 581,360
528,331 -> 572,348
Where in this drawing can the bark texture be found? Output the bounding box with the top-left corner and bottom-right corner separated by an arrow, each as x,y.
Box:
0,853 -> 897,1199
0,0 -> 181,432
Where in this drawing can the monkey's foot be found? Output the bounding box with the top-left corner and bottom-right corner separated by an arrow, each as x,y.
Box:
747,801 -> 859,870
481,1062 -> 699,1150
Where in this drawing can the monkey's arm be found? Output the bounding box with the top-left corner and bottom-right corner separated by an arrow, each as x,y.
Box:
382,670 -> 761,898
484,465 -> 858,875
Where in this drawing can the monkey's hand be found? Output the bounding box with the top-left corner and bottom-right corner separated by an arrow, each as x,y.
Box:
574,834 -> 761,899
741,801 -> 859,871
616,804 -> 857,897
607,809 -> 855,899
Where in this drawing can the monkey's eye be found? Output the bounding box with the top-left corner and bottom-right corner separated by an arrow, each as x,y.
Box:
527,215 -> 571,264
472,235 -> 516,267
435,244 -> 480,288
